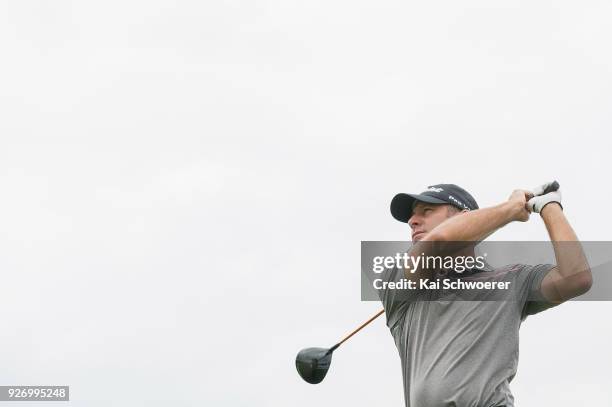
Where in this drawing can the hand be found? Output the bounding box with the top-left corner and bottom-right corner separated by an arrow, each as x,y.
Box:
531,180 -> 560,197
507,189 -> 532,222
527,181 -> 563,214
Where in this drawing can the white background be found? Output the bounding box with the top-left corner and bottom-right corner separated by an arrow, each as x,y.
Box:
1,1 -> 611,406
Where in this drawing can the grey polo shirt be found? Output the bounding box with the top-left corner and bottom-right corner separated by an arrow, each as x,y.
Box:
379,263 -> 556,407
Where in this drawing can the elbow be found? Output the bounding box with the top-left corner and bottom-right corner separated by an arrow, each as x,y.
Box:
424,230 -> 450,243
420,230 -> 460,256
565,268 -> 592,299
575,269 -> 593,295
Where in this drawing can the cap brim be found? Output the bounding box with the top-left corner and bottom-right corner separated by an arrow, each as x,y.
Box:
390,193 -> 448,223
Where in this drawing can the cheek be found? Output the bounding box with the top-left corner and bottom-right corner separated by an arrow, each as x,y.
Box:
427,213 -> 448,228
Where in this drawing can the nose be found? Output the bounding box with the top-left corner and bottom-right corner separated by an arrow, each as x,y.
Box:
408,214 -> 421,230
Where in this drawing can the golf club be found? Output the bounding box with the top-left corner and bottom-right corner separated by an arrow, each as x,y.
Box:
295,309 -> 384,384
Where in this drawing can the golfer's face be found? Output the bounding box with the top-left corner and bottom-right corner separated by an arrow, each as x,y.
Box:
408,202 -> 451,242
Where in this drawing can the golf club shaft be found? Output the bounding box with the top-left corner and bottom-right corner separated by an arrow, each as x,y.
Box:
328,309 -> 385,352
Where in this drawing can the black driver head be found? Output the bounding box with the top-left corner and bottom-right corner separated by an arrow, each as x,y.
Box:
295,347 -> 333,384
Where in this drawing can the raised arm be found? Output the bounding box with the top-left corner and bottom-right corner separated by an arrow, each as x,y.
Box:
404,190 -> 531,280
528,185 -> 592,303
426,189 -> 530,243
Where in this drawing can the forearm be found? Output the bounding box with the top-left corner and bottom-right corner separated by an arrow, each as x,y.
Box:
541,203 -> 592,289
427,201 -> 517,243
401,190 -> 529,280
400,201 -> 518,280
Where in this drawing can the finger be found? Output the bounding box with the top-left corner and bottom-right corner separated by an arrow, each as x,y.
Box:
527,197 -> 537,213
531,182 -> 549,196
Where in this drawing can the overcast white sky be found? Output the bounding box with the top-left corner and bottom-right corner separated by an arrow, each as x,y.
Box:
1,1 -> 611,406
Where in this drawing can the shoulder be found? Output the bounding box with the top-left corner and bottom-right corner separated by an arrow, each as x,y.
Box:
484,263 -> 555,279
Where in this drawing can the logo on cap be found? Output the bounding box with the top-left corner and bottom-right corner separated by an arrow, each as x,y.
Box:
427,186 -> 444,193
448,195 -> 470,210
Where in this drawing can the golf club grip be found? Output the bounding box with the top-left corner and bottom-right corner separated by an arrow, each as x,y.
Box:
331,309 -> 385,351
542,181 -> 559,195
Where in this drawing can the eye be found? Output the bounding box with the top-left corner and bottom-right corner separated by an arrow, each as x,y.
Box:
423,208 -> 433,213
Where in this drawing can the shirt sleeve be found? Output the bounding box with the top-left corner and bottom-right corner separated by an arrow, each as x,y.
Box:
377,265 -> 423,330
515,263 -> 557,320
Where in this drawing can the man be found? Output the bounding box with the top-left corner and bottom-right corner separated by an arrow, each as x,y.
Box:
379,183 -> 592,407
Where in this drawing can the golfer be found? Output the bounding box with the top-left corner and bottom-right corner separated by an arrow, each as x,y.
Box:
380,182 -> 592,407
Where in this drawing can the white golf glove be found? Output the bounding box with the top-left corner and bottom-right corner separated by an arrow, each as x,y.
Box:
527,181 -> 562,214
